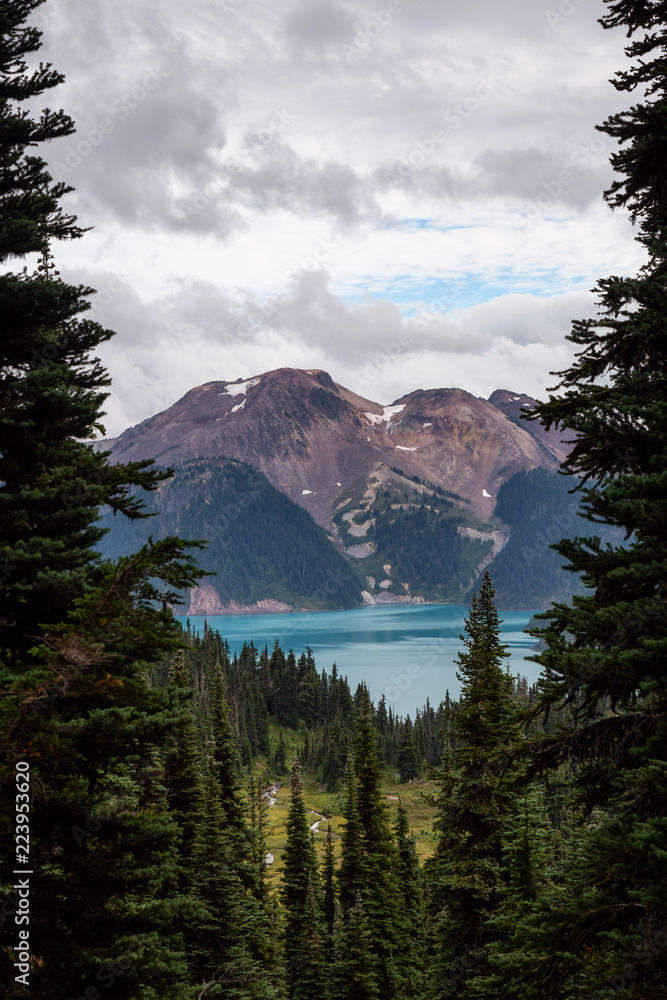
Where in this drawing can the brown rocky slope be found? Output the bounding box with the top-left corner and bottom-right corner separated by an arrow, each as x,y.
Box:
104,367 -> 568,532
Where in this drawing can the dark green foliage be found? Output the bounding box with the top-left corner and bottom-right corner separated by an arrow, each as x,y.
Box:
514,0 -> 667,993
397,714 -> 420,783
0,541 -> 205,999
328,897 -> 380,1000
97,458 -> 363,609
394,803 -> 426,996
0,1 -> 173,653
368,502 -> 462,589
211,660 -> 246,834
164,652 -> 204,887
351,687 -> 408,996
274,729 -> 288,774
280,757 -> 320,997
192,753 -> 262,998
322,823 -> 337,942
337,755 -> 367,910
354,686 -> 395,858
470,788 -> 556,999
291,880 -> 325,1000
426,572 -> 522,995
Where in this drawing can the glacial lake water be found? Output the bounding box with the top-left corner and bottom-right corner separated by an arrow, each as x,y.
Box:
179,603 -> 546,715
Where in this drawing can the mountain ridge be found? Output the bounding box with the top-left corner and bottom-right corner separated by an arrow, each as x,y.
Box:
103,367 -> 569,528
97,368 -> 582,613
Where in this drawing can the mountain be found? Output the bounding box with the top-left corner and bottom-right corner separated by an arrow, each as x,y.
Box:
99,368 -> 582,611
95,458 -> 362,613
104,368 -> 567,524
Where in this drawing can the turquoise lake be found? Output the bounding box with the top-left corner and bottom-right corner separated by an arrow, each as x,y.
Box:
179,603 -> 545,715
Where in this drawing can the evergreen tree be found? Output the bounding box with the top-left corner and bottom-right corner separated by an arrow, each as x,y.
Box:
192,751 -> 259,996
394,802 -> 426,997
337,754 -> 366,910
291,879 -> 325,1000
323,822 -> 337,943
517,0 -> 667,992
0,0 -> 173,655
1,542 -> 205,999
355,686 -> 394,858
471,788 -> 557,1000
426,571 -> 522,995
280,757 -> 319,997
211,661 -> 245,827
0,8 -> 218,995
397,715 -> 420,783
274,729 -> 288,774
164,651 -> 204,888
328,895 -> 380,1000
353,687 -> 405,996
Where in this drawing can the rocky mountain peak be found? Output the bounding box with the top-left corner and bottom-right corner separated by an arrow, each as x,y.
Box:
104,368 -> 571,529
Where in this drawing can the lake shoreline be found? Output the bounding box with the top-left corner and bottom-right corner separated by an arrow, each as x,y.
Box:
176,603 -> 545,709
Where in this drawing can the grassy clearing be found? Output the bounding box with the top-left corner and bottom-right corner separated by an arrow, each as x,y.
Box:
257,769 -> 439,886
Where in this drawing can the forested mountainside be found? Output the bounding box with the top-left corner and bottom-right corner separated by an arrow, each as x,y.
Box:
97,454 -> 597,610
96,458 -> 361,611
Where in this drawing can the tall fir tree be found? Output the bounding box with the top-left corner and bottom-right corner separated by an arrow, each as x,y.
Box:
397,715 -> 420,783
353,686 -> 406,996
426,570 -> 522,996
0,0 -> 173,655
291,879 -> 326,1000
211,659 -> 246,833
337,753 -> 367,911
164,651 -> 203,888
192,751 -> 264,998
280,756 -> 320,997
1,542 -> 205,999
0,5 -> 215,995
328,896 -> 380,1000
394,802 -> 426,997
322,822 -> 337,945
518,0 -> 667,993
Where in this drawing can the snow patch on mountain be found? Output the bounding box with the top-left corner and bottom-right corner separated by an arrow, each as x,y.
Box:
364,403 -> 406,426
225,377 -> 261,397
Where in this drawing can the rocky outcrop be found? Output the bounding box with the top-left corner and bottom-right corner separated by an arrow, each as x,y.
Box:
186,583 -> 302,616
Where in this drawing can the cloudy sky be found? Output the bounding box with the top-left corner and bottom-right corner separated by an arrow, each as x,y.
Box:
29,0 -> 644,435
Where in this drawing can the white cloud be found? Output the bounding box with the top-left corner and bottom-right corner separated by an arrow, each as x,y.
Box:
20,0 -> 642,435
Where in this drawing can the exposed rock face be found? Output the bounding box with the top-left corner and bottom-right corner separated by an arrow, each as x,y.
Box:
488,389 -> 572,464
186,585 -> 300,616
104,367 -> 571,531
